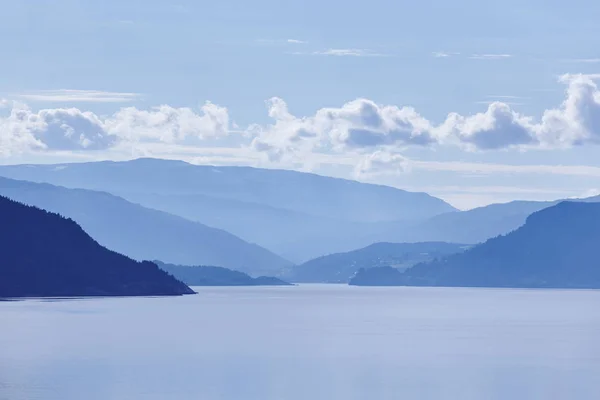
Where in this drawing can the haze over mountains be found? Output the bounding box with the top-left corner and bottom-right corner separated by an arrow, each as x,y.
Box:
0,177 -> 291,276
1,158 -> 597,265
2,157 -> 600,291
351,202 -> 600,288
0,195 -> 194,298
0,158 -> 456,262
288,242 -> 468,283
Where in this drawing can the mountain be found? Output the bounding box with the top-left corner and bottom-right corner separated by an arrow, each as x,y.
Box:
116,191 -> 374,263
398,200 -> 560,244
0,177 -> 292,276
287,242 -> 468,283
155,261 -> 291,286
0,195 -> 194,298
358,196 -> 600,249
350,202 -> 600,288
0,158 -> 456,221
0,159 -> 456,261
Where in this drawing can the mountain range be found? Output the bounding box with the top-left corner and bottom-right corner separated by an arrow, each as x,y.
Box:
287,242 -> 468,283
1,159 -> 597,264
0,158 -> 456,262
350,201 -> 600,288
0,176 -> 291,276
0,195 -> 194,297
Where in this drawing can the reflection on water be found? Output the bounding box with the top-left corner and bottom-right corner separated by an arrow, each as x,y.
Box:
1,285 -> 600,400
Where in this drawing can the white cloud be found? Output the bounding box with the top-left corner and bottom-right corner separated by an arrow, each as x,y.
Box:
287,39 -> 307,44
15,89 -> 141,103
432,51 -> 460,58
354,151 -> 410,178
311,49 -> 387,57
253,74 -> 600,157
470,54 -> 513,60
0,101 -> 231,153
2,74 -> 600,167
250,97 -> 435,163
106,102 -> 230,144
439,102 -> 537,149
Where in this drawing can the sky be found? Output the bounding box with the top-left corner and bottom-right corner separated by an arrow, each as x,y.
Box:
1,0 -> 600,209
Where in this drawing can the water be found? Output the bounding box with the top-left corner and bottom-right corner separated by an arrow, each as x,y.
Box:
1,285 -> 600,400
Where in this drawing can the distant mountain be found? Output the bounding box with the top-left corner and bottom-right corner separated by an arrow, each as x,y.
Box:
0,196 -> 194,298
398,200 -> 560,244
359,196 -> 600,248
0,177 -> 292,276
350,202 -> 600,288
0,158 -> 456,221
155,261 -> 291,286
118,191 -> 374,263
0,159 -> 456,262
287,242 -> 468,283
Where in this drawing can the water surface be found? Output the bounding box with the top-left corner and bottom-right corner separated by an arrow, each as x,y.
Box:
1,285 -> 599,400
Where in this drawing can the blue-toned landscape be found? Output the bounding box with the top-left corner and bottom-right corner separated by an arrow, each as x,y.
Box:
3,0 -> 600,398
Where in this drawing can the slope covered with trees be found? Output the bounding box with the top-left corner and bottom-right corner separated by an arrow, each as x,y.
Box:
0,177 -> 292,276
155,261 -> 291,286
0,196 -> 194,297
351,202 -> 600,289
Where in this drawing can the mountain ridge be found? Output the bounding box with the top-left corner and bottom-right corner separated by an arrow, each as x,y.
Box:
350,201 -> 600,288
0,176 -> 292,275
0,195 -> 194,298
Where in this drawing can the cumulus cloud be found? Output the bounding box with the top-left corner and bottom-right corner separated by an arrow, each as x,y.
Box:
354,151 -> 410,178
0,102 -> 115,154
438,102 -> 537,149
251,97 -> 435,160
0,101 -> 231,153
2,74 -> 600,164
0,102 -> 45,155
107,102 -> 229,144
252,74 -> 600,158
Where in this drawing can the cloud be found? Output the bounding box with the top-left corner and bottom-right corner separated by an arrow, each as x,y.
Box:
251,97 -> 435,161
310,49 -> 387,57
0,101 -> 231,153
469,54 -> 513,60
106,102 -> 230,144
15,89 -> 141,103
2,74 -> 600,163
354,151 -> 410,178
252,74 -> 600,157
287,39 -> 307,44
439,102 -> 537,149
432,52 -> 460,58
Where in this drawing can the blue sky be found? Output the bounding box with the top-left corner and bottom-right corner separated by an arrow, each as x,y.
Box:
1,0 -> 600,208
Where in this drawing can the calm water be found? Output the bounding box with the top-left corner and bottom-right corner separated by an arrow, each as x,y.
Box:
1,284 -> 600,400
